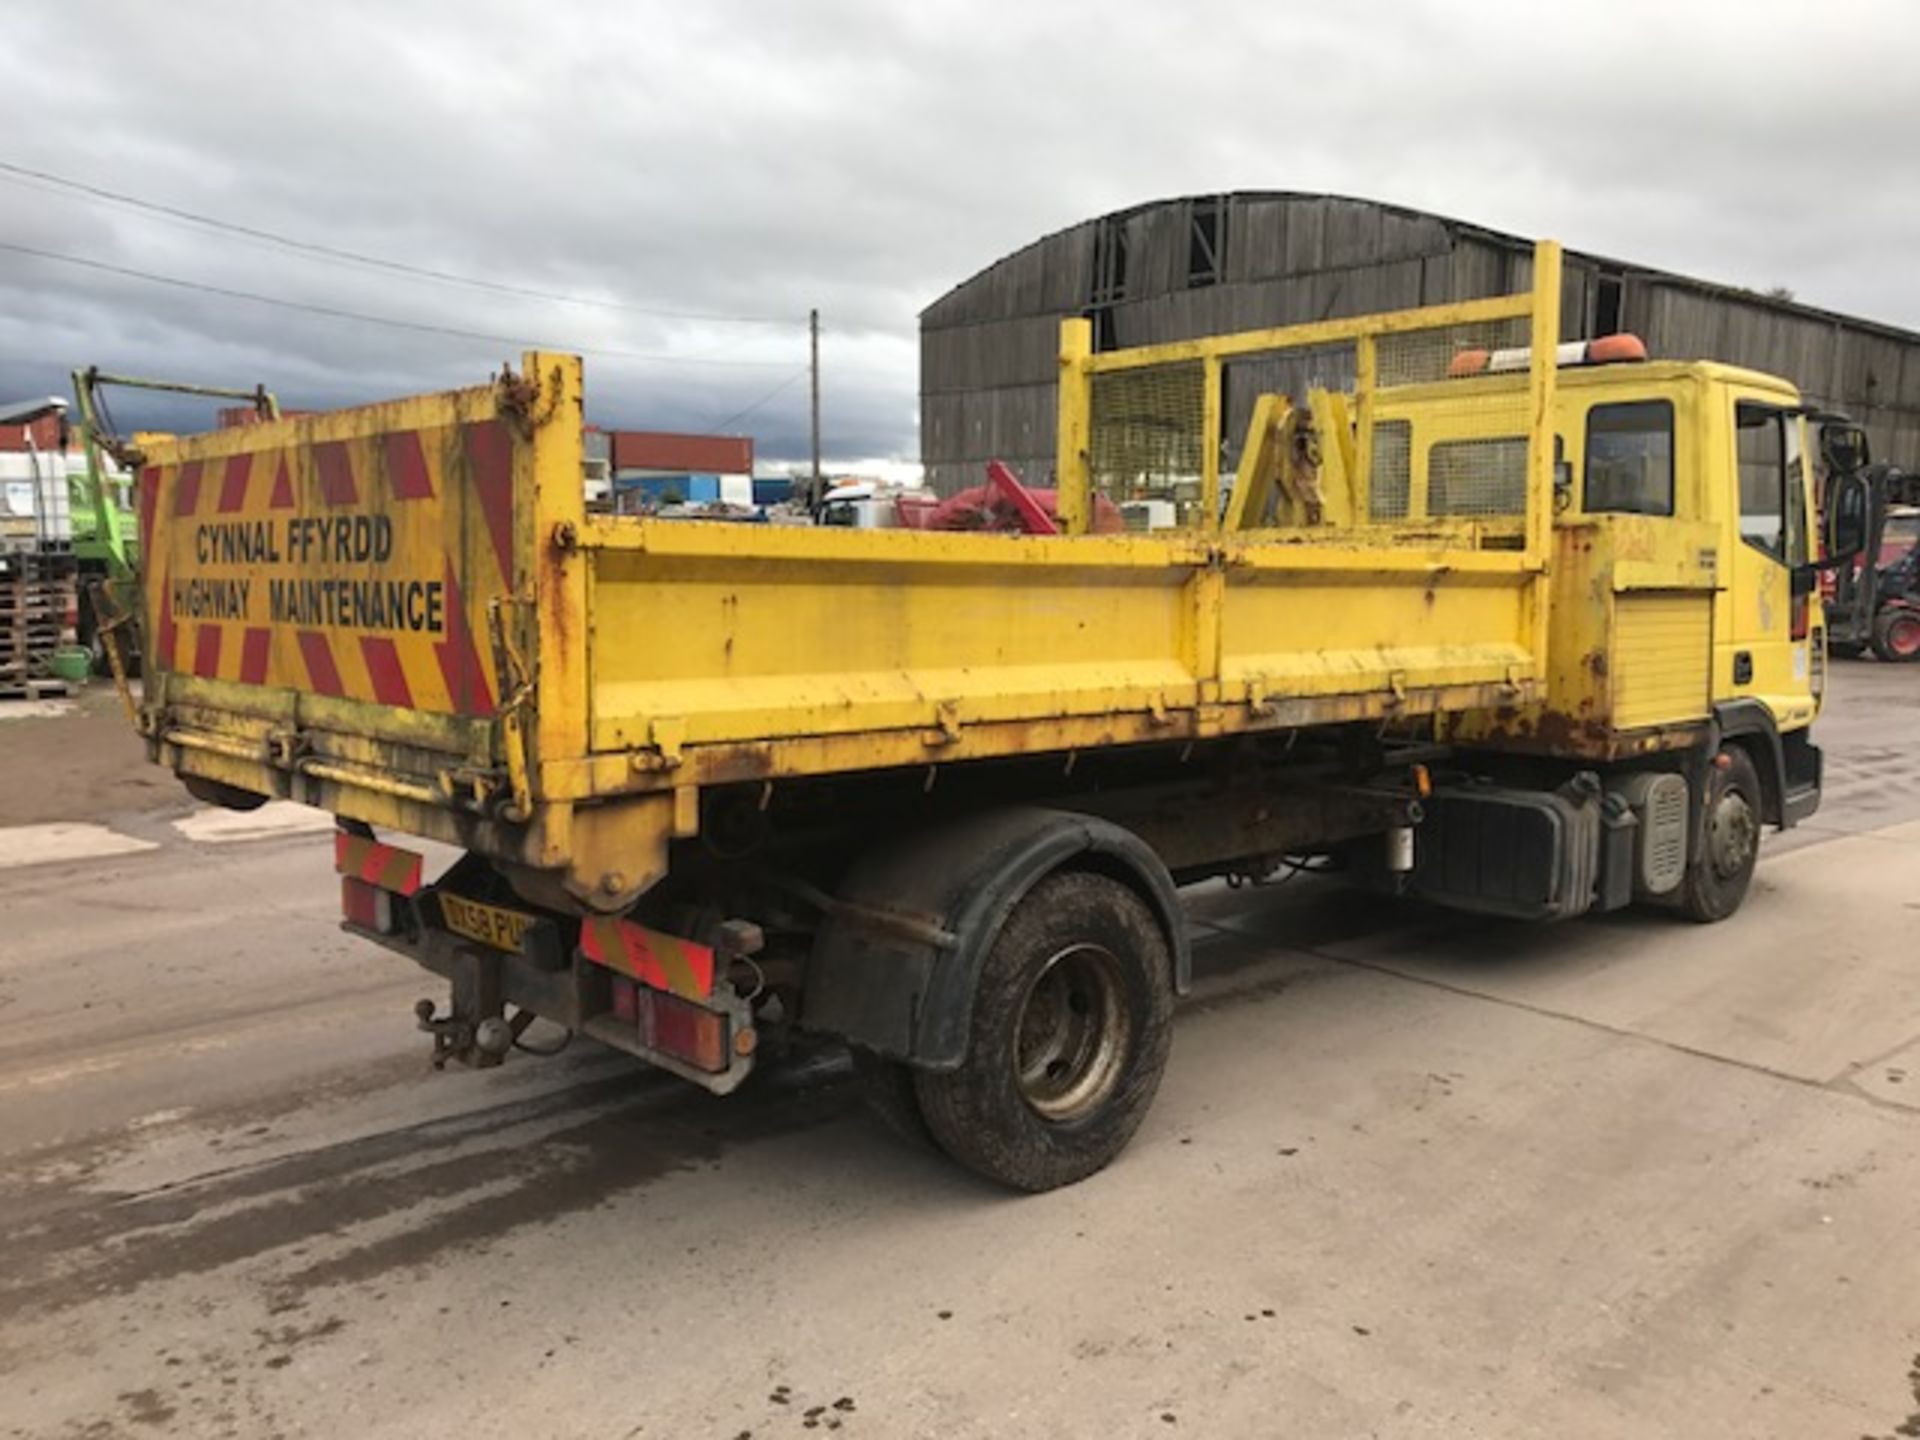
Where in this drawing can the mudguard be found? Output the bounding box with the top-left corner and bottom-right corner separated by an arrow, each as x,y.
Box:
801,807 -> 1188,1069
1711,698 -> 1792,827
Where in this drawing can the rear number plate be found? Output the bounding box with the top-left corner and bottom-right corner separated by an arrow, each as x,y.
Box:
440,893 -> 532,953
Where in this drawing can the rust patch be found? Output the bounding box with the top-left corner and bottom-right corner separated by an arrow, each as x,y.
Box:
1471,703 -> 1708,762
1472,699 -> 1613,756
1483,704 -> 1535,738
1525,707 -> 1613,752
692,744 -> 780,784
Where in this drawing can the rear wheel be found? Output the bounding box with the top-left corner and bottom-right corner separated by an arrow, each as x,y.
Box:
1678,746 -> 1762,923
1870,605 -> 1920,663
912,871 -> 1174,1192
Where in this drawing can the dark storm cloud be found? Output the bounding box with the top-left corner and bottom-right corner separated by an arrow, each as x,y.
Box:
2,0 -> 1917,466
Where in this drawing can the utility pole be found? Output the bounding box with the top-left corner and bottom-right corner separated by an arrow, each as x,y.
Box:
808,308 -> 822,506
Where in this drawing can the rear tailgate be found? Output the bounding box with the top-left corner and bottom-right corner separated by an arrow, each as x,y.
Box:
134,353 -> 583,856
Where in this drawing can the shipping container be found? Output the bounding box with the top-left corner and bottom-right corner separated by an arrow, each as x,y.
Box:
607,430 -> 752,476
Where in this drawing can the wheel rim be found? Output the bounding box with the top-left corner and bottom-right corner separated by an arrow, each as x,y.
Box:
1013,942 -> 1129,1122
1707,788 -> 1757,879
1888,614 -> 1920,658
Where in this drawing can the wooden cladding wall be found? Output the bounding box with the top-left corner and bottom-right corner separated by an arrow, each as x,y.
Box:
922,193 -> 1920,496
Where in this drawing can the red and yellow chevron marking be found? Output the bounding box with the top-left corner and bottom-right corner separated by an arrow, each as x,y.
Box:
579,917 -> 716,1001
140,403 -> 518,718
333,831 -> 425,895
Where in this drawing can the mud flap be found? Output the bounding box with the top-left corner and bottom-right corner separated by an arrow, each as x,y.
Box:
802,807 -> 1188,1070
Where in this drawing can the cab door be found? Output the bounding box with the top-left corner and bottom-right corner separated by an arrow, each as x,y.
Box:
1722,398 -> 1813,724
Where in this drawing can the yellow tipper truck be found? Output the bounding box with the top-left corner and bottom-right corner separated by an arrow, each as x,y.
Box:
116,242 -> 1866,1189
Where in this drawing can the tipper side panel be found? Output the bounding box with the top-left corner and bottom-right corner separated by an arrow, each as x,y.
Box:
588,245 -> 1566,793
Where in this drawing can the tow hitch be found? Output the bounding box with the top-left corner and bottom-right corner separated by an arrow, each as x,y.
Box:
414,996 -> 540,1069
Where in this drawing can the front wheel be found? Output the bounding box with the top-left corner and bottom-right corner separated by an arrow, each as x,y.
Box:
912,871 -> 1174,1192
1677,746 -> 1762,923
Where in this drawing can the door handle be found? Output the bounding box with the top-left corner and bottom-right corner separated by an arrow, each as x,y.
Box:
1733,651 -> 1753,685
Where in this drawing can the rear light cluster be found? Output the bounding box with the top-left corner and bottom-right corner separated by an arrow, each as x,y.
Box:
607,974 -> 729,1073
340,876 -> 395,932
335,831 -> 423,935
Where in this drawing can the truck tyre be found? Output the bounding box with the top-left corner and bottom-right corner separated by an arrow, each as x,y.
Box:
912,871 -> 1174,1192
1678,746 -> 1762,923
1826,639 -> 1867,661
850,1047 -> 934,1149
1870,605 -> 1920,663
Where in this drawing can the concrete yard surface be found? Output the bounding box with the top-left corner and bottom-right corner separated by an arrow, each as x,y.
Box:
1,664 -> 1918,1438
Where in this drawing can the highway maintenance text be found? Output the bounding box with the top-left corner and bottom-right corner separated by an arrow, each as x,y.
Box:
171,516 -> 446,636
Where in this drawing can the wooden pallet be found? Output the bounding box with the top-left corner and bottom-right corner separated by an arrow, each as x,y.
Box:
0,588 -> 73,608
0,650 -> 63,674
0,591 -> 76,617
0,553 -> 79,708
0,574 -> 77,676
0,562 -> 77,583
0,557 -> 78,582
0,628 -> 63,650
0,676 -> 74,701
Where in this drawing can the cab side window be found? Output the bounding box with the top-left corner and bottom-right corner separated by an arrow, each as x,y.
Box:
1735,403 -> 1807,563
1584,400 -> 1673,515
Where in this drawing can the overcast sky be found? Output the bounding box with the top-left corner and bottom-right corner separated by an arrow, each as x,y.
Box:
3,0 -> 1918,471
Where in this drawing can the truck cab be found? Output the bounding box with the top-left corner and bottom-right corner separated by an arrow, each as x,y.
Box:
1356,347 -> 1828,925
1374,349 -> 1822,776
817,481 -> 898,529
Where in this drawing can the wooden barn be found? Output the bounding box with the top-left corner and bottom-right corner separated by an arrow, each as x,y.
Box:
920,193 -> 1920,495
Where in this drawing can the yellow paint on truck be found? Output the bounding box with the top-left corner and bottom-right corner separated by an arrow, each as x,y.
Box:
1423,360 -> 1822,753
124,240 -> 1819,921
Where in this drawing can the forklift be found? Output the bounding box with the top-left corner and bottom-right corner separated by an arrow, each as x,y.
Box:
1817,422 -> 1920,662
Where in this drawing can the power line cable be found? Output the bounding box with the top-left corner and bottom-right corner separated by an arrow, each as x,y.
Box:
0,157 -> 800,327
0,241 -> 808,368
707,368 -> 808,432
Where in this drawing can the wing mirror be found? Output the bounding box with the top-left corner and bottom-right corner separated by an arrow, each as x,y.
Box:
1792,470 -> 1873,597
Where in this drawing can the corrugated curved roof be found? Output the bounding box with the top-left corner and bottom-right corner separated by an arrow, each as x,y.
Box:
921,190 -> 1918,344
